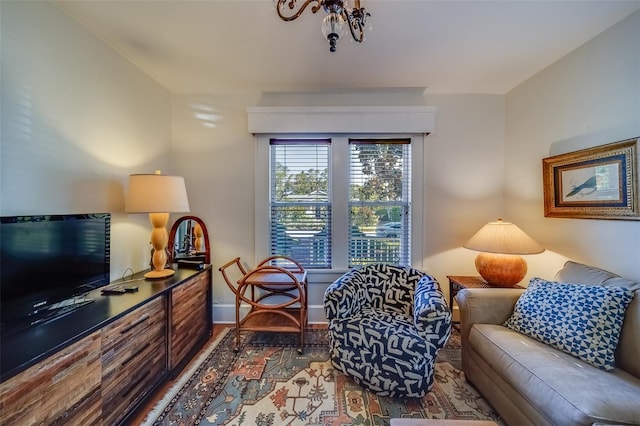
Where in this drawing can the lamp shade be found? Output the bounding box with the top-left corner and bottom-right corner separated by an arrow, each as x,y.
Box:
125,172 -> 190,214
463,219 -> 544,255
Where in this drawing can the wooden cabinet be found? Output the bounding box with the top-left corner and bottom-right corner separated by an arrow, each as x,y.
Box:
101,296 -> 167,425
0,331 -> 102,425
0,266 -> 212,426
170,269 -> 210,370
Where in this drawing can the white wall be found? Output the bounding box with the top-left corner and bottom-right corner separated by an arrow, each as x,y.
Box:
421,94 -> 506,285
0,1 -> 174,277
171,93 -> 260,321
505,10 -> 640,281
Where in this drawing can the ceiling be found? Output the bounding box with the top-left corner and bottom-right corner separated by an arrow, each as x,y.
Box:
55,0 -> 640,95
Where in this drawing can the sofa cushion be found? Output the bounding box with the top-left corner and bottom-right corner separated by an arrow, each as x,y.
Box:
554,261 -> 640,290
554,261 -> 640,377
504,277 -> 634,370
470,324 -> 640,425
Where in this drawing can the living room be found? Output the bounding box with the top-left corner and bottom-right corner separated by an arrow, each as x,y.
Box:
3,1 -> 639,320
1,1 -> 639,423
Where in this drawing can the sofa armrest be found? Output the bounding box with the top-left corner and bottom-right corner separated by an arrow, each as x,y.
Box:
456,288 -> 524,374
456,288 -> 524,326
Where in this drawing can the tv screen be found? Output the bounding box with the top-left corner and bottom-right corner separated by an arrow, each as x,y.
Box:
0,213 -> 110,330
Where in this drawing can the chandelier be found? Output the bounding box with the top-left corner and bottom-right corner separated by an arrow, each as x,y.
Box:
275,0 -> 372,52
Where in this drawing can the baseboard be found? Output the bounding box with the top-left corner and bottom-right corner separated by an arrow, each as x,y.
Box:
212,303 -> 328,324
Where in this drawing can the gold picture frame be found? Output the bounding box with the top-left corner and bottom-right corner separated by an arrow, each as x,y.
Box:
542,137 -> 639,220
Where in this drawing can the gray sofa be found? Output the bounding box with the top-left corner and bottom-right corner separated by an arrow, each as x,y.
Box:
456,261 -> 640,426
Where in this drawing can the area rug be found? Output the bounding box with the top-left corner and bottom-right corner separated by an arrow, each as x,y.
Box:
143,327 -> 504,425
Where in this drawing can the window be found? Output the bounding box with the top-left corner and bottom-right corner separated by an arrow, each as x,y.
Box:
270,139 -> 331,268
268,137 -> 414,269
349,139 -> 411,266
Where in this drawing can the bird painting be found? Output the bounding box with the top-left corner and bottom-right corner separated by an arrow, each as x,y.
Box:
565,175 -> 597,197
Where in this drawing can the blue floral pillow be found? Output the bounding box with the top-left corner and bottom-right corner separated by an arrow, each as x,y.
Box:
504,278 -> 634,371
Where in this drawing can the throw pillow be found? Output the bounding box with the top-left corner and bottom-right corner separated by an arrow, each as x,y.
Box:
504,277 -> 634,371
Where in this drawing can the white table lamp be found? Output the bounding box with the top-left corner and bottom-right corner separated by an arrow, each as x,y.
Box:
126,170 -> 190,279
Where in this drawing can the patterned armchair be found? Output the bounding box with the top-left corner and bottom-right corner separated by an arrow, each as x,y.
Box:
324,264 -> 452,398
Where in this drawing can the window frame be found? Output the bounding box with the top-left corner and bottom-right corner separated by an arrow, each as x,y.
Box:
255,133 -> 424,280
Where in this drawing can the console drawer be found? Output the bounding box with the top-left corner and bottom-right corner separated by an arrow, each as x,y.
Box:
0,331 -> 101,426
101,296 -> 167,425
170,270 -> 210,370
101,296 -> 165,355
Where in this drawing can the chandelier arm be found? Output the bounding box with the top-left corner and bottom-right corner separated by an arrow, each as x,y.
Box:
345,8 -> 367,43
276,0 -> 324,21
347,15 -> 363,43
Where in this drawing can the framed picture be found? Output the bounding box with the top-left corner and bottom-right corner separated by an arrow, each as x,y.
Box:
542,137 -> 639,220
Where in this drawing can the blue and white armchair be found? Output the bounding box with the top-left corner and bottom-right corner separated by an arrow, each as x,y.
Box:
324,264 -> 452,398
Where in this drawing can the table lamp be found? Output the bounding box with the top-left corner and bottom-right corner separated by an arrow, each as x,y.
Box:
126,170 -> 190,279
463,218 -> 544,287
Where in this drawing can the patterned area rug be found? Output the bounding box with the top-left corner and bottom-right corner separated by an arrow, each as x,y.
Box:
143,328 -> 504,425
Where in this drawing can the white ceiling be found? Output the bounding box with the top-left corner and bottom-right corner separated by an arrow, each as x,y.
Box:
55,0 -> 640,95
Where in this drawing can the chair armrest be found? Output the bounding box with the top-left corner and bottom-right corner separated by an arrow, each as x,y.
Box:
324,270 -> 367,321
414,276 -> 451,338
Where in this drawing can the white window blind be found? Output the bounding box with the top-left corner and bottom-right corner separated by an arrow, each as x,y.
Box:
269,139 -> 331,269
268,137 -> 414,270
349,139 -> 411,266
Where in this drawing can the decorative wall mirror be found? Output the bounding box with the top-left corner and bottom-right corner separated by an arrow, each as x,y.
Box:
168,215 -> 210,264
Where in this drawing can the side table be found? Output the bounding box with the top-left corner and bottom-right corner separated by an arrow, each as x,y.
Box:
447,275 -> 524,327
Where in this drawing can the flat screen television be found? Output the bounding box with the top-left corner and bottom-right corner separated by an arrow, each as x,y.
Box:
0,213 -> 111,334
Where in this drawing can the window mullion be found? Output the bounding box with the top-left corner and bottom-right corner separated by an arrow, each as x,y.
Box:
330,136 -> 350,270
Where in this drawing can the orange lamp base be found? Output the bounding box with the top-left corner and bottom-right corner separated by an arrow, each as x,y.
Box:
475,252 -> 527,287
145,212 -> 175,280
144,268 -> 175,279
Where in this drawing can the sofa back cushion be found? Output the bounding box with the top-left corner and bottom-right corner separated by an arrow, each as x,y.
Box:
504,278 -> 633,370
554,261 -> 640,377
